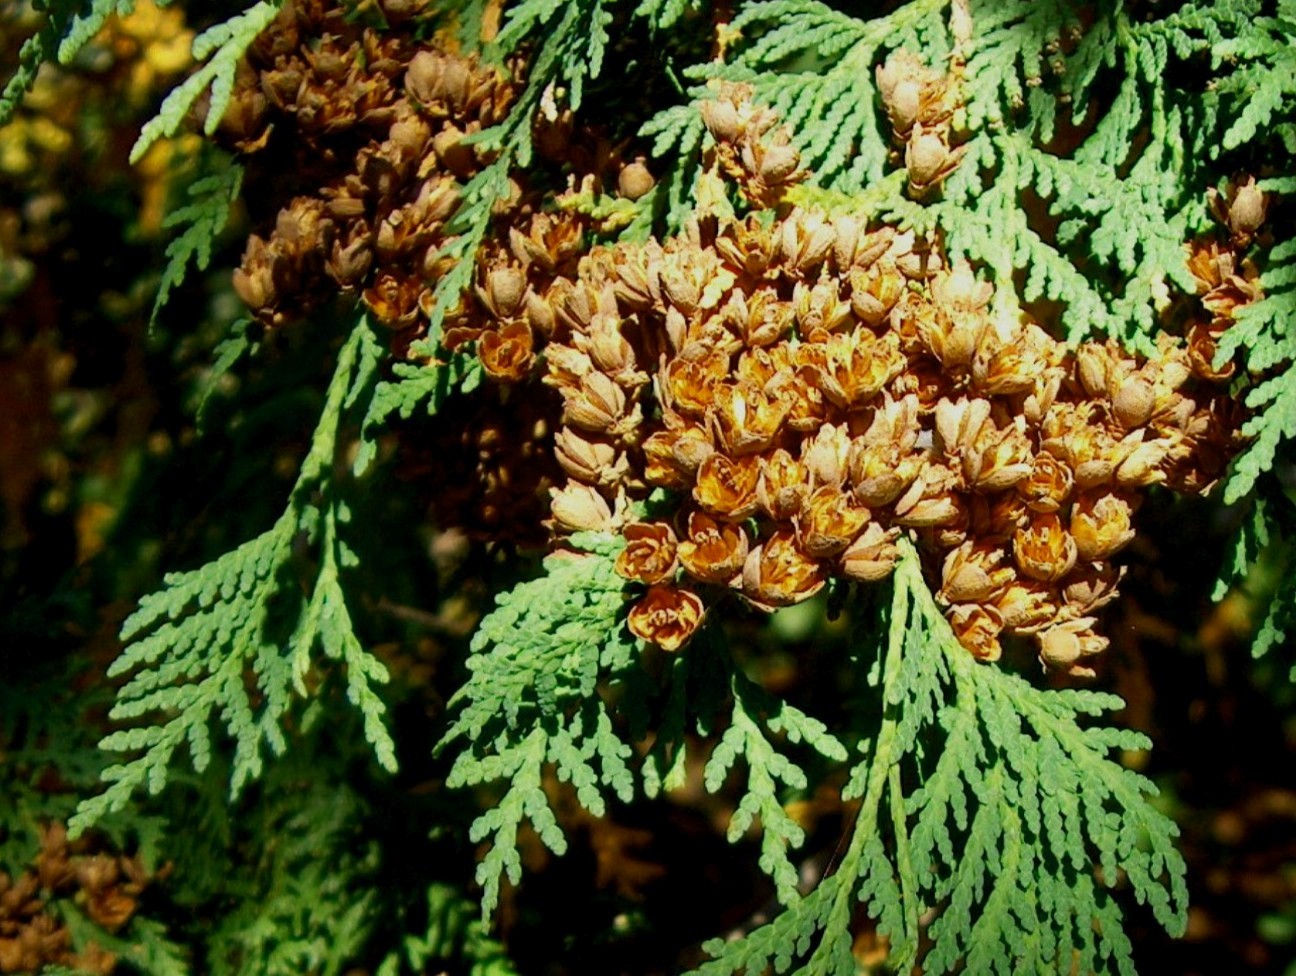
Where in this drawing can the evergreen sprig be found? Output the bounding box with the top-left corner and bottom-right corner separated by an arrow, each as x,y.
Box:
1187,2 -> 1296,667
70,318 -> 396,836
436,532 -> 638,919
637,0 -> 944,234
1,665 -> 107,865
937,1 -> 1250,348
6,0 -> 1290,969
151,151 -> 243,326
200,753 -> 380,976
129,0 -> 282,163
376,883 -> 519,976
354,351 -> 483,475
633,0 -> 698,32
443,555 -> 852,920
646,1 -> 1270,351
57,909 -> 189,976
1220,229 -> 1296,506
712,0 -> 946,192
0,0 -> 136,127
1213,489 -> 1296,676
690,540 -> 1187,976
704,668 -> 847,906
1212,1 -> 1296,154
636,102 -> 707,233
446,538 -> 1185,971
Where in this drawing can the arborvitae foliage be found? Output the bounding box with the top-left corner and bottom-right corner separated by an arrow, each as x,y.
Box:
692,541 -> 1185,976
3,0 -> 1294,973
438,533 -> 640,918
150,150 -> 243,326
70,319 -> 397,836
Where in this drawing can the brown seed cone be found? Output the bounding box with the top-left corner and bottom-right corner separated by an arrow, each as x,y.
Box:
947,603 -> 1004,662
693,453 -> 761,520
741,531 -> 826,609
550,481 -> 618,533
992,579 -> 1059,634
756,449 -> 810,521
939,541 -> 1015,604
615,522 -> 679,584
1017,451 -> 1074,514
710,381 -> 788,456
1037,617 -> 1108,677
840,523 -> 901,582
554,427 -> 627,489
628,585 -> 705,652
479,322 -> 536,382
678,511 -> 749,584
795,486 -> 871,558
1013,513 -> 1078,583
1069,491 -> 1137,562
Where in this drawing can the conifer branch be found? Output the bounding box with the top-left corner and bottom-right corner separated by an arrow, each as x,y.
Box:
0,0 -> 135,126
152,151 -> 243,327
130,1 -> 282,163
437,533 -> 639,920
10,0 -> 1288,968
690,540 -> 1186,975
71,318 -> 395,837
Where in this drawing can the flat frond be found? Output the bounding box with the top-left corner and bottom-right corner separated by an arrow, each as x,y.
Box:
354,351 -> 482,474
1227,375 -> 1296,506
60,909 -> 189,976
1252,567 -> 1296,668
199,749 -> 384,976
689,541 -> 1186,975
377,883 -> 519,976
1221,240 -> 1296,504
130,1 -> 282,163
637,103 -> 706,234
938,3 -> 1221,344
703,670 -> 845,905
152,152 -> 243,325
691,875 -> 844,976
438,534 -> 638,920
634,0 -> 699,32
56,0 -> 136,63
963,0 -> 1082,130
0,0 -> 142,126
71,319 -> 395,837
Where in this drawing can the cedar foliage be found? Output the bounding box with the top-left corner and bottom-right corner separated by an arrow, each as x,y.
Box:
1,0 -> 1293,973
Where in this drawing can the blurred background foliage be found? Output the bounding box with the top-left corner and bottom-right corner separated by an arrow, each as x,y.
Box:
0,0 -> 1292,973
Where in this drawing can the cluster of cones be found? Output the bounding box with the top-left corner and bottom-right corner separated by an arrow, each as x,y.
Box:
222,0 -> 655,539
449,78 -> 1247,673
225,0 -> 516,342
526,84 -> 1246,673
0,824 -> 163,974
223,12 -> 1254,673
1184,177 -> 1268,381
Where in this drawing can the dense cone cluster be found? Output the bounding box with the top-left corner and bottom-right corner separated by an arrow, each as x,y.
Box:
470,87 -> 1244,674
223,0 -> 655,536
221,4 -> 1250,673
225,0 -> 651,362
226,0 -> 517,339
1184,177 -> 1268,384
876,48 -> 966,197
0,824 -> 162,974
